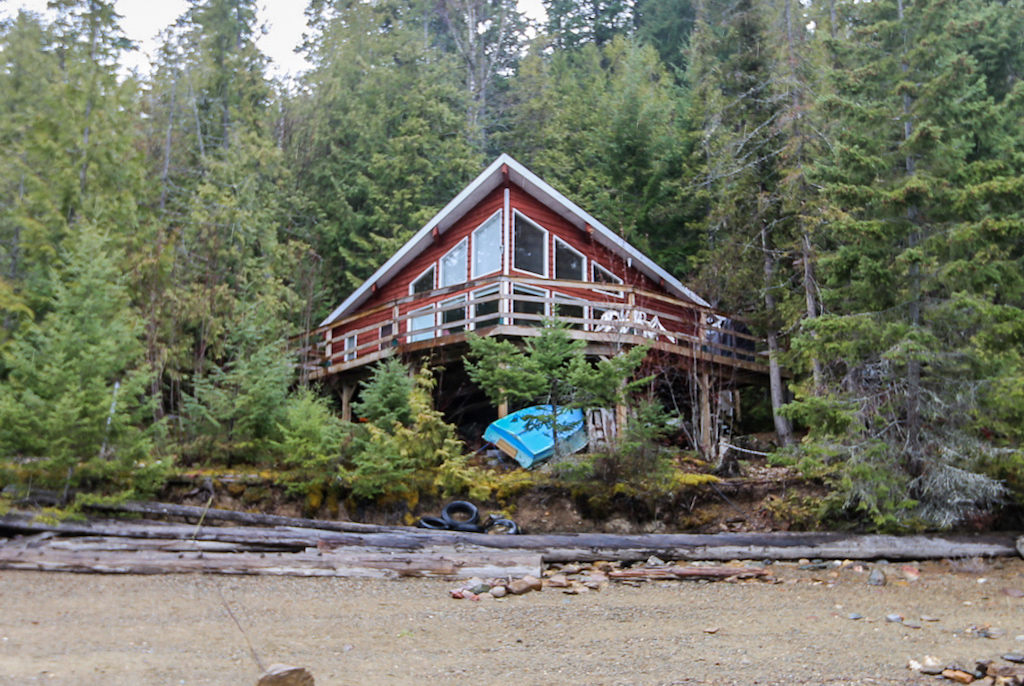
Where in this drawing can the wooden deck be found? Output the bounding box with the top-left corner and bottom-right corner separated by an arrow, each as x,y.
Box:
301,276 -> 772,384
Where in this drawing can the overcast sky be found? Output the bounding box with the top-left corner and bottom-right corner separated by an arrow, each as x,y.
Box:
0,0 -> 545,80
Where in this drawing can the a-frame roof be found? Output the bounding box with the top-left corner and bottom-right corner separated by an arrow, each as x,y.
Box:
320,154 -> 710,327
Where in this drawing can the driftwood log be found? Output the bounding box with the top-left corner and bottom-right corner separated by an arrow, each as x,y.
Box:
2,512 -> 1019,565
83,501 -> 402,534
0,539 -> 541,578
609,566 -> 769,580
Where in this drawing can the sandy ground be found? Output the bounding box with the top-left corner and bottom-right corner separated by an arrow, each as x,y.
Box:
2,559 -> 1024,686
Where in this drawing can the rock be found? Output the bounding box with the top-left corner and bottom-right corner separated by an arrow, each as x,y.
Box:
868,568 -> 886,586
1002,588 -> 1024,598
546,574 -> 570,588
983,627 -> 1008,639
903,620 -> 923,629
941,669 -> 975,684
902,565 -> 921,581
1003,654 -> 1024,664
478,592 -> 495,601
703,627 -> 719,634
469,584 -> 492,595
908,659 -> 923,671
560,564 -> 581,575
257,664 -> 315,686
886,614 -> 904,623
921,615 -> 940,622
490,586 -> 507,599
646,556 -> 667,567
848,613 -> 864,620
508,576 -> 543,595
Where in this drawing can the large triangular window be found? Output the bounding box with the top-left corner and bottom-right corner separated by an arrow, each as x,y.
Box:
472,211 -> 502,278
513,213 -> 547,276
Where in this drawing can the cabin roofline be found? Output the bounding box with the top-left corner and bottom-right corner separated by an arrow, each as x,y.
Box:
319,154 -> 710,328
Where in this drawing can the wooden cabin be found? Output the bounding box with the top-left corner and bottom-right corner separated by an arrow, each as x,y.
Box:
306,155 -> 772,455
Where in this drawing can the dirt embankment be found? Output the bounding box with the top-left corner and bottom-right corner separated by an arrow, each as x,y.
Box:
2,557 -> 1023,685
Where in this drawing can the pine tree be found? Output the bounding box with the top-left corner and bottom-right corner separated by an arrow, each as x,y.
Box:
0,225 -> 158,499
786,0 -> 1024,527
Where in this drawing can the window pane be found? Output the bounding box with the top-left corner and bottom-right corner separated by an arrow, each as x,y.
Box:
553,302 -> 584,330
472,286 -> 501,329
408,307 -> 434,342
592,263 -> 623,296
554,239 -> 583,281
440,240 -> 467,287
379,323 -> 396,350
514,215 -> 546,275
441,297 -> 466,334
472,213 -> 502,277
411,266 -> 435,294
513,285 -> 545,327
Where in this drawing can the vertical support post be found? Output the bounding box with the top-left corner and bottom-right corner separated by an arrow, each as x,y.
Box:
698,371 -> 712,458
341,382 -> 355,423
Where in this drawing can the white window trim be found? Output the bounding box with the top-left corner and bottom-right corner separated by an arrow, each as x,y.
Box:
512,210 -> 549,277
407,305 -> 435,342
410,264 -> 436,296
440,237 -> 469,287
379,323 -> 396,351
592,262 -> 624,298
471,210 -> 503,279
553,236 -> 586,282
344,334 -> 357,361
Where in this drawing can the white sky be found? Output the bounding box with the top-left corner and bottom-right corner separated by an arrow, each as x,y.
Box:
0,0 -> 545,80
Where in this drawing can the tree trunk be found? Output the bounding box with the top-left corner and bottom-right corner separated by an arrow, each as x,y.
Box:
762,223 -> 794,447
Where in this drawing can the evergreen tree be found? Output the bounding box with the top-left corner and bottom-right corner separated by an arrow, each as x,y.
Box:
785,0 -> 1024,527
687,0 -> 795,448
0,225 -> 159,499
287,0 -> 480,304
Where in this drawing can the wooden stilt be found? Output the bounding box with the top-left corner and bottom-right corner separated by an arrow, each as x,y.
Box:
341,383 -> 355,423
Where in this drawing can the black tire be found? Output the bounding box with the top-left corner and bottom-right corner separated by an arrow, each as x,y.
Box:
446,520 -> 487,533
417,515 -> 449,530
441,500 -> 480,526
486,518 -> 520,535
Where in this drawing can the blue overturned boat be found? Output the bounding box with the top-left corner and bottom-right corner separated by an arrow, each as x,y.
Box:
483,405 -> 588,469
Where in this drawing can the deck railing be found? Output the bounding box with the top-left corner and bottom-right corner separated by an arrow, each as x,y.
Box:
303,276 -> 765,377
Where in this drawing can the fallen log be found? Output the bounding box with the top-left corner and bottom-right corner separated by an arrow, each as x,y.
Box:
313,530 -> 1021,563
84,501 -> 405,534
609,566 -> 769,580
0,544 -> 542,578
3,513 -> 1019,563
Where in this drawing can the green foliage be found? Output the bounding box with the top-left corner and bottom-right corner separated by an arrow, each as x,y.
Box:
0,225 -> 160,499
342,364 -> 464,502
466,320 -> 647,411
353,356 -> 415,429
273,388 -> 348,496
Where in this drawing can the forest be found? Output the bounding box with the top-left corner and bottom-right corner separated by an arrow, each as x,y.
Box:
1,0 -> 1022,532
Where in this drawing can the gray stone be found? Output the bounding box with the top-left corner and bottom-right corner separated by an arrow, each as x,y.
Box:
868,568 -> 887,586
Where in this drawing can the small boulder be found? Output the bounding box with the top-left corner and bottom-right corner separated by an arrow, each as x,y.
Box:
509,575 -> 543,595
868,568 -> 887,586
257,664 -> 314,686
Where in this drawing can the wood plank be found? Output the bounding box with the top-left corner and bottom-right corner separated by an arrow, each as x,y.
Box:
0,545 -> 542,579
83,501 -> 413,534
609,566 -> 769,580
